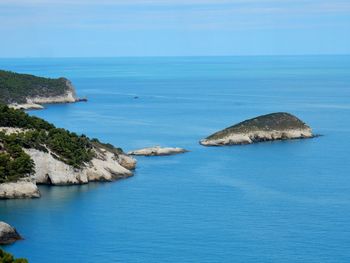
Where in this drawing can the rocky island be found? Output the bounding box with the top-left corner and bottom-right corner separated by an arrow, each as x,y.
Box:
200,112 -> 314,146
0,221 -> 22,245
128,146 -> 188,156
0,70 -> 85,110
0,105 -> 136,199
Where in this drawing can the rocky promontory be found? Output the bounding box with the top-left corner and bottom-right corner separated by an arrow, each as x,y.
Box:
0,70 -> 85,110
200,112 -> 313,146
128,146 -> 188,156
0,105 -> 136,199
0,222 -> 22,245
9,79 -> 79,110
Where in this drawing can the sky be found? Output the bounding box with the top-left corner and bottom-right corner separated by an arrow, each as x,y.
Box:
0,0 -> 350,57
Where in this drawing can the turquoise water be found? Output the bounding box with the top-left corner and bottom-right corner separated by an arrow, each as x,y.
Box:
1,56 -> 350,262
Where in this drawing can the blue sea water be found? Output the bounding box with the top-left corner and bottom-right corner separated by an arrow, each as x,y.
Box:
0,56 -> 350,263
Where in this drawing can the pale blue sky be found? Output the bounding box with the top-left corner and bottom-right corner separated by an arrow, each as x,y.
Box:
1,0 -> 350,57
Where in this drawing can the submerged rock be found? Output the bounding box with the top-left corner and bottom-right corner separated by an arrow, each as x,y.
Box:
200,112 -> 313,146
0,181 -> 40,199
128,146 -> 188,156
0,222 -> 22,245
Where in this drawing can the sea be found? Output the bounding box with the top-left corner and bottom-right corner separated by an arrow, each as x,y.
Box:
0,56 -> 350,263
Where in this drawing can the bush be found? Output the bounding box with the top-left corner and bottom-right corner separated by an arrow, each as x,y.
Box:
0,249 -> 28,263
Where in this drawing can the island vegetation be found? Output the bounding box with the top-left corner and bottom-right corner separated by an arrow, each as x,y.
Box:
200,112 -> 313,146
0,70 -> 71,104
0,104 -> 99,183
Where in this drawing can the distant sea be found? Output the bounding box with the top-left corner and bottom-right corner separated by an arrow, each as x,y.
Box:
0,56 -> 350,263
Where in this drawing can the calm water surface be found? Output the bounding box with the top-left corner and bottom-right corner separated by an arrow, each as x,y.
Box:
0,56 -> 350,262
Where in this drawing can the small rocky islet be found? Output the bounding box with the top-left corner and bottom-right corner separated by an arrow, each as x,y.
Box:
0,221 -> 22,245
200,112 -> 314,146
128,146 -> 188,156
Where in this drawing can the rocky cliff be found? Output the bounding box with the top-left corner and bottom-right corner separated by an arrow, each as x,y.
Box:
26,147 -> 136,185
0,145 -> 136,199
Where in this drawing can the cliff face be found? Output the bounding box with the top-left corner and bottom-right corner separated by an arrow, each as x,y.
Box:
0,148 -> 136,199
200,112 -> 313,146
25,148 -> 136,185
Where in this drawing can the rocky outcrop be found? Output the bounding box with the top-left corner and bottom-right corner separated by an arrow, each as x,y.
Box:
0,222 -> 22,245
0,127 -> 29,135
200,112 -> 314,146
85,150 -> 135,182
25,148 -> 136,185
117,153 -> 137,170
0,181 -> 40,199
128,146 -> 188,156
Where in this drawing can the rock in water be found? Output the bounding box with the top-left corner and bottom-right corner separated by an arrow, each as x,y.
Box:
0,222 -> 22,245
128,146 -> 188,156
200,112 -> 313,146
0,181 -> 40,199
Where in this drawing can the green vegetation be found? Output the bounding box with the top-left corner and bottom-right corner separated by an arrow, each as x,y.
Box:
0,249 -> 28,263
206,112 -> 309,140
0,104 -> 96,182
0,135 -> 34,183
0,70 -> 71,104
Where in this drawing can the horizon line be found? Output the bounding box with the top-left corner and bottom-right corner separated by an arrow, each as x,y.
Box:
0,53 -> 350,59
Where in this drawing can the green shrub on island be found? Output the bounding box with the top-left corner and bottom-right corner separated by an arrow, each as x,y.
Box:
0,70 -> 70,104
0,249 -> 28,263
0,104 -> 97,182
